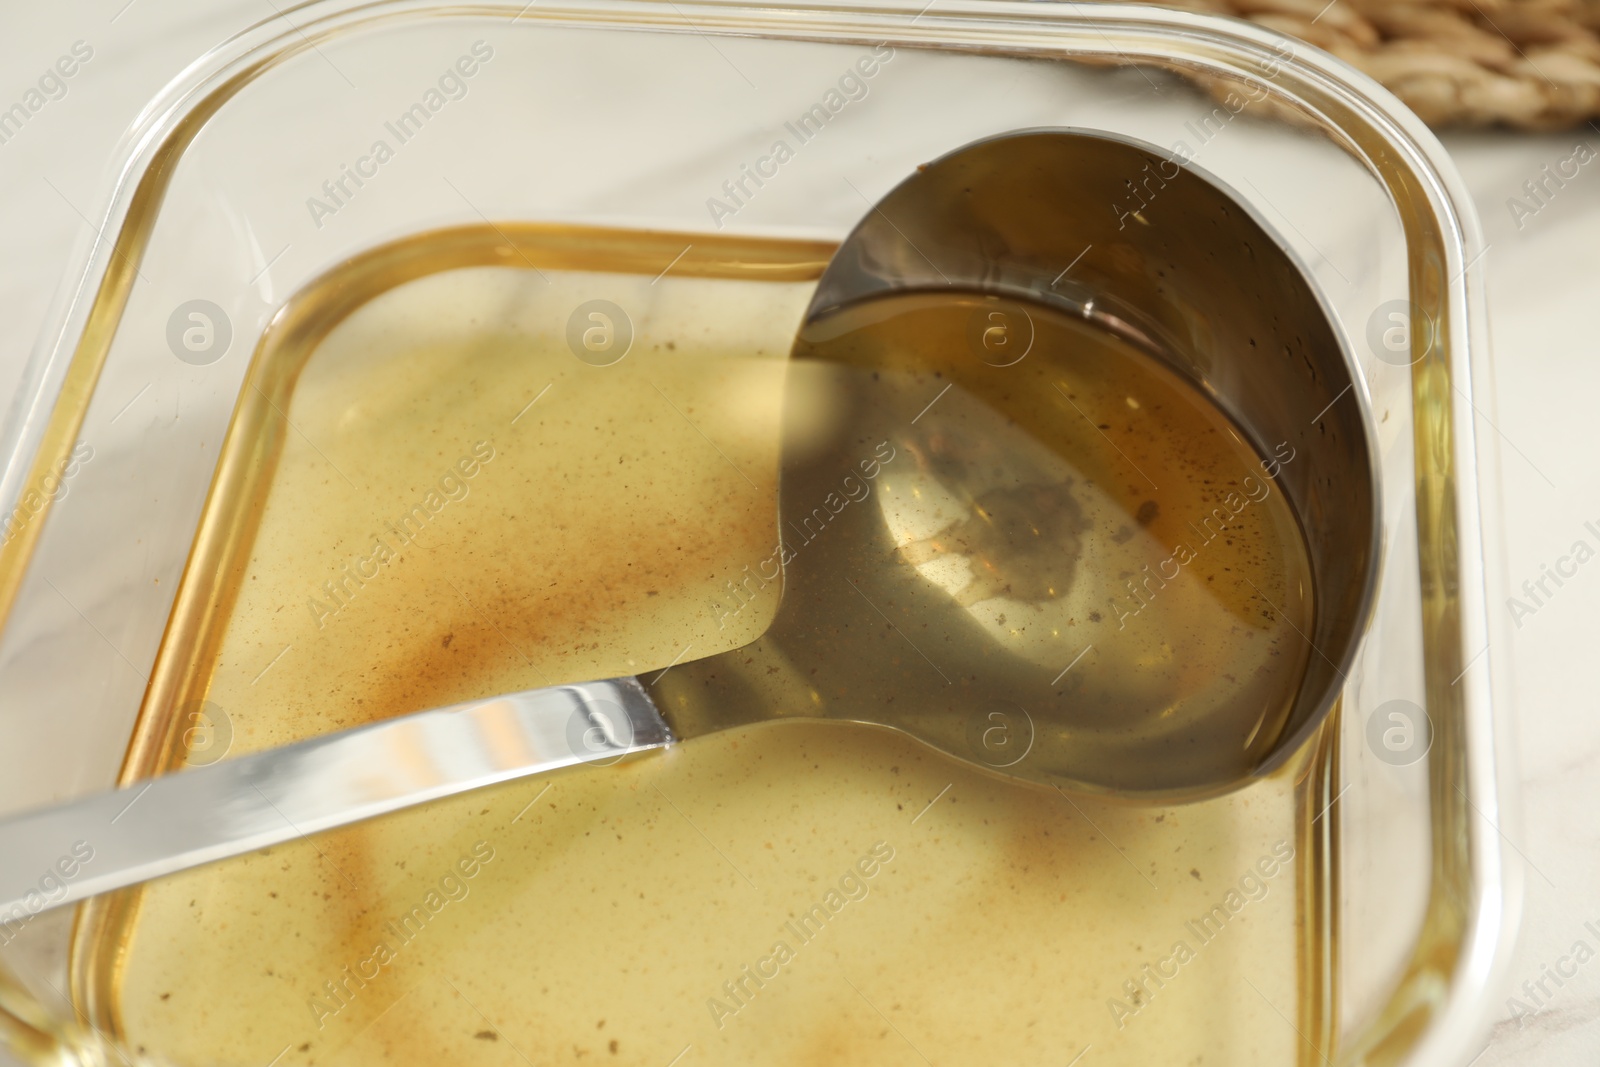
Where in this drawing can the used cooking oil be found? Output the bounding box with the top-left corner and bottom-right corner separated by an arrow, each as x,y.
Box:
72,224 -> 1332,1067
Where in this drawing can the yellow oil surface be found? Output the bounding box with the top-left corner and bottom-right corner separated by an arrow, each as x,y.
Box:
87,226 -> 1314,1067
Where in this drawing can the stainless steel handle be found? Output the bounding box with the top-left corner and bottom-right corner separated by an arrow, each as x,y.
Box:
0,678 -> 671,917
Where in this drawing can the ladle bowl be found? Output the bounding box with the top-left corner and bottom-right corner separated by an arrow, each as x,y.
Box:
659,128 -> 1381,801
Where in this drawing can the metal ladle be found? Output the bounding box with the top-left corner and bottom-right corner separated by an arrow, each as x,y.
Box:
656,127 -> 1380,799
0,129 -> 1379,917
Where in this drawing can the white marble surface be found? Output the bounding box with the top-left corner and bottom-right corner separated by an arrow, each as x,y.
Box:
1444,128 -> 1600,1065
0,2 -> 1595,1065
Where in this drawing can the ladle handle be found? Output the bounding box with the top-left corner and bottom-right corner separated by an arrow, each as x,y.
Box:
0,678 -> 670,918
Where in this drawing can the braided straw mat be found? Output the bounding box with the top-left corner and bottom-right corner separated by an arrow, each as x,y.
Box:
1146,0 -> 1600,126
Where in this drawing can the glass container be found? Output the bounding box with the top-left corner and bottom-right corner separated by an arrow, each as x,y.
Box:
0,3 -> 1519,1066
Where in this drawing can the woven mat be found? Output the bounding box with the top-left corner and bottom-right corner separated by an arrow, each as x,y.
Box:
1150,0 -> 1600,127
